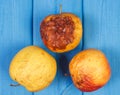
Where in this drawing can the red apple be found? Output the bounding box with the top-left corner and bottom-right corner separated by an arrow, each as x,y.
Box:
69,49 -> 111,92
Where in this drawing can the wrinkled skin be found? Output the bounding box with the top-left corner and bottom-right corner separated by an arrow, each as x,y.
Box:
9,46 -> 57,92
69,49 -> 111,92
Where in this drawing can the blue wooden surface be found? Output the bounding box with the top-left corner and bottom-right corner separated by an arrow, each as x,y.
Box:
0,0 -> 120,95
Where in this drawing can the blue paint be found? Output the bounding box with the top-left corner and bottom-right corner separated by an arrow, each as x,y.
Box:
62,84 -> 82,95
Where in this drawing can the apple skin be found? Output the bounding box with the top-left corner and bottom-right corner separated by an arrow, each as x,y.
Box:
69,49 -> 111,92
9,46 -> 57,92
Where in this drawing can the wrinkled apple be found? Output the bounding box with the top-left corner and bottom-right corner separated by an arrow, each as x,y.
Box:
69,49 -> 111,92
9,46 -> 57,92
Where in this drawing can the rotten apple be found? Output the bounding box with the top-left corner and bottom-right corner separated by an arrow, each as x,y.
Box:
40,13 -> 82,53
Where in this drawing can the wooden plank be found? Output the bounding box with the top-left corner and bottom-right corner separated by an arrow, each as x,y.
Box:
83,0 -> 120,95
0,0 -> 33,95
33,0 -> 83,95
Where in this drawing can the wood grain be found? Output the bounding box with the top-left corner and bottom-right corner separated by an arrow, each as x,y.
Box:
0,0 -> 33,95
83,0 -> 120,95
33,0 -> 83,95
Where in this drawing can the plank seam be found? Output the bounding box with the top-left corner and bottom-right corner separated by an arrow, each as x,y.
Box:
32,0 -> 34,95
32,0 -> 34,45
82,0 -> 85,51
82,0 -> 84,94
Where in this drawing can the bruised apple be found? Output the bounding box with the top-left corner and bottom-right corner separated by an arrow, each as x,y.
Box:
9,46 -> 57,92
40,13 -> 82,53
69,49 -> 111,92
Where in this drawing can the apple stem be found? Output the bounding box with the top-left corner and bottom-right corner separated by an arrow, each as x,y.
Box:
60,4 -> 62,14
10,83 -> 20,87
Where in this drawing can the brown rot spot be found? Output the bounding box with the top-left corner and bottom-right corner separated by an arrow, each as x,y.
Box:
76,81 -> 81,85
40,15 -> 75,50
20,80 -> 24,84
41,52 -> 45,55
71,74 -> 74,77
76,79 -> 84,86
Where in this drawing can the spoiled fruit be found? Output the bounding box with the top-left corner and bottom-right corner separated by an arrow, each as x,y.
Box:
40,13 -> 82,53
69,49 -> 111,92
9,46 -> 57,92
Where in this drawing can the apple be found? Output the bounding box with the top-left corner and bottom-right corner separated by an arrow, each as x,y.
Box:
40,13 -> 82,53
9,46 -> 57,92
69,49 -> 111,92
